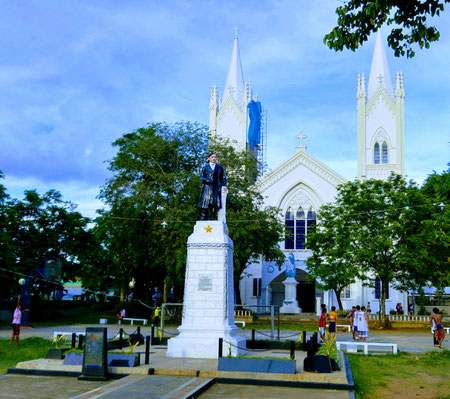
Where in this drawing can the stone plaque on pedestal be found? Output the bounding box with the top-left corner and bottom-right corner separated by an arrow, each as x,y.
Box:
78,327 -> 109,381
166,221 -> 246,358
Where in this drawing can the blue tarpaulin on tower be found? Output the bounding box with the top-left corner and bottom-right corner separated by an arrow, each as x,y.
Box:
247,100 -> 261,148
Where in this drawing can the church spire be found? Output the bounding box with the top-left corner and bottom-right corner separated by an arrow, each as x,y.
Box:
368,30 -> 393,98
223,28 -> 244,106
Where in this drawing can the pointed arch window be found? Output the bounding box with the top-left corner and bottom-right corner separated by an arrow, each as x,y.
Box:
382,142 -> 388,164
375,277 -> 389,299
285,208 -> 294,249
306,207 -> 316,245
374,142 -> 380,164
284,205 -> 316,250
295,209 -> 305,249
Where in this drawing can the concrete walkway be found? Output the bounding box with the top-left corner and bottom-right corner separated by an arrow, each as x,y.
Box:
1,323 -> 445,353
1,323 -> 446,398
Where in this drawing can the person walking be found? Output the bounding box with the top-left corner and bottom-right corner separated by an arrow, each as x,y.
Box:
431,318 -> 439,347
431,308 -> 445,349
9,296 -> 29,346
345,306 -> 356,340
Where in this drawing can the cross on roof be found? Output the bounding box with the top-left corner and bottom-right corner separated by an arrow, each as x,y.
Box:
377,74 -> 384,85
227,84 -> 234,97
296,131 -> 307,147
234,27 -> 238,39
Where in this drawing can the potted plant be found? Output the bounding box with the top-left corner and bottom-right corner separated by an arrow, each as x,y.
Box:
46,334 -> 70,359
315,332 -> 340,372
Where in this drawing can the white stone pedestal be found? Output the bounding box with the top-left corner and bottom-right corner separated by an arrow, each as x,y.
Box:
166,221 -> 246,358
280,277 -> 301,314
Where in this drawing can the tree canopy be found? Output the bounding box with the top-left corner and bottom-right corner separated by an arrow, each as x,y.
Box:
95,122 -> 285,304
325,0 -> 449,57
0,173 -> 96,300
306,172 -> 449,325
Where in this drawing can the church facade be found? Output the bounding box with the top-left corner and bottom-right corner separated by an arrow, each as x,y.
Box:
210,31 -> 408,314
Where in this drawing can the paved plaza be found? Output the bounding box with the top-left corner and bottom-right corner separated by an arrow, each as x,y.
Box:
0,323 -> 447,398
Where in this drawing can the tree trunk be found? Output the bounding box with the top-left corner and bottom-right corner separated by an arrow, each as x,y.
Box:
334,289 -> 343,310
163,282 -> 168,304
379,278 -> 388,328
120,284 -> 126,301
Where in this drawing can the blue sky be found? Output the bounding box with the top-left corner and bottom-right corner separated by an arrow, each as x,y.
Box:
1,1 -> 449,218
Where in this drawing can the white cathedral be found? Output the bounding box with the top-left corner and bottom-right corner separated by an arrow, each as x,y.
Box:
209,31 -> 407,314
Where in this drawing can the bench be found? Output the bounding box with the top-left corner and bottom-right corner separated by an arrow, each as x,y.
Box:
336,341 -> 397,355
235,321 -> 246,327
336,324 -> 351,332
121,317 -> 148,326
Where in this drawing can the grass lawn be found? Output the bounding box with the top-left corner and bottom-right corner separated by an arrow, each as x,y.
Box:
348,350 -> 450,399
0,337 -> 53,375
243,321 -> 318,333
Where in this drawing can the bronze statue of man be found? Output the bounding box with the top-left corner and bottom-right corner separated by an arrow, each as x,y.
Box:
197,153 -> 227,220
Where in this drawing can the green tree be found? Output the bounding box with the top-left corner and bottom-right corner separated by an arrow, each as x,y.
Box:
325,0 -> 449,57
306,174 -> 419,326
306,202 -> 359,310
0,171 -> 16,298
97,122 -> 285,304
97,122 -> 208,302
0,179 -> 96,299
400,168 -> 450,292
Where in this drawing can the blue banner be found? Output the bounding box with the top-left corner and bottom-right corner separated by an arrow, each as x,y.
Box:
247,100 -> 261,148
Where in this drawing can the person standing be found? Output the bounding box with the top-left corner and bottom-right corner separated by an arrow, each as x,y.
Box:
366,302 -> 371,314
327,306 -> 338,338
117,308 -> 126,324
431,308 -> 445,349
357,306 -> 369,342
197,153 -> 227,221
153,306 -> 161,328
353,305 -> 361,341
431,318 -> 439,347
9,296 -> 29,346
318,307 -> 326,341
345,306 -> 357,340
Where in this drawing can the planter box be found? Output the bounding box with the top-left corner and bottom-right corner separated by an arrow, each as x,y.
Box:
63,353 -> 140,367
330,358 -> 340,371
45,348 -> 70,360
64,352 -> 83,365
218,357 -> 296,374
314,355 -> 332,373
108,353 -> 140,367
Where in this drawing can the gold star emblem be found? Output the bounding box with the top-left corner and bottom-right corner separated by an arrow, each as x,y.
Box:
204,225 -> 212,233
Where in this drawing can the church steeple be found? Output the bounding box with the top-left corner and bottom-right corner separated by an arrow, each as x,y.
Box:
223,28 -> 245,106
368,30 -> 394,98
357,31 -> 405,181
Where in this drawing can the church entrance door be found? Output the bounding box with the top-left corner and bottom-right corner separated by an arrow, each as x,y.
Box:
297,280 -> 316,313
